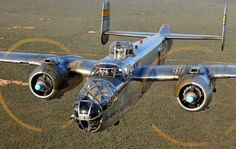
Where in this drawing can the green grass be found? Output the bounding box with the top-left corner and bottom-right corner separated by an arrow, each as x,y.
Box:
0,0 -> 236,148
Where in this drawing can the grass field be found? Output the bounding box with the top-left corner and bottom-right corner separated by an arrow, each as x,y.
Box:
0,0 -> 236,148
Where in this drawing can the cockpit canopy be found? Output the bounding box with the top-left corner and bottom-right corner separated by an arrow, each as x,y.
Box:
109,41 -> 135,59
91,63 -> 124,79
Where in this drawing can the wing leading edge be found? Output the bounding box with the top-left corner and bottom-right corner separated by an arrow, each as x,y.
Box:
0,50 -> 98,76
0,50 -> 56,65
133,65 -> 236,81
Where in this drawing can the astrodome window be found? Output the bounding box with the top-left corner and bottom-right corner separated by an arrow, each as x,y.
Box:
109,41 -> 135,59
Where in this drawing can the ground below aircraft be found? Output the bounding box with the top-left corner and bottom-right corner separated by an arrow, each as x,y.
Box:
0,0 -> 232,133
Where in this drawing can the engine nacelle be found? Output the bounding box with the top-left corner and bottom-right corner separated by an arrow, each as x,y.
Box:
174,75 -> 213,112
29,65 -> 82,100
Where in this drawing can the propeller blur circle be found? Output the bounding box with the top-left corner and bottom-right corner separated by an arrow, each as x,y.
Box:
0,37 -> 71,132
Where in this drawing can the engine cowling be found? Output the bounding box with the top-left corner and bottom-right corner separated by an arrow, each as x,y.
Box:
29,65 -> 82,100
174,75 -> 213,112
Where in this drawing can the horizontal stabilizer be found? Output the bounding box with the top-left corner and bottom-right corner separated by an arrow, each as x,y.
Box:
105,31 -> 156,38
166,33 -> 221,40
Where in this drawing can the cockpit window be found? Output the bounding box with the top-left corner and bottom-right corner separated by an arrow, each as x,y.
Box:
91,64 -> 124,79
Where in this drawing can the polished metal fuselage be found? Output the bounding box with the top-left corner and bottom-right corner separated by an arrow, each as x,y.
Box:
89,34 -> 173,131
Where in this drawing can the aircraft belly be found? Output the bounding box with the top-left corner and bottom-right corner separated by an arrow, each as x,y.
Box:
100,80 -> 143,130
117,80 -> 144,118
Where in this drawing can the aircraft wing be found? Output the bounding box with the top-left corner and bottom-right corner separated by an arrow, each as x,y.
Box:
0,50 -> 57,65
132,65 -> 236,80
207,65 -> 236,79
132,65 -> 180,80
0,50 -> 98,76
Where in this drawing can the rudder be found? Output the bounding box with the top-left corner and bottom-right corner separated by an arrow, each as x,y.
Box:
101,0 -> 110,45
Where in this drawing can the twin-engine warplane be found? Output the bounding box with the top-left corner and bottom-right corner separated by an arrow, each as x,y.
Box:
0,0 -> 233,132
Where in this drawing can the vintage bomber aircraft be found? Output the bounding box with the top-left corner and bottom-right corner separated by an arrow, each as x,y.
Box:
0,0 -> 232,132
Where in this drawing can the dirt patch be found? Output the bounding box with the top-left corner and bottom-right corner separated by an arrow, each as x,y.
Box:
0,79 -> 28,87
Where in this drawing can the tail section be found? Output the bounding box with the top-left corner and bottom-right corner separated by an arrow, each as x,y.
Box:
101,0 -> 110,45
100,0 -> 228,51
159,24 -> 171,36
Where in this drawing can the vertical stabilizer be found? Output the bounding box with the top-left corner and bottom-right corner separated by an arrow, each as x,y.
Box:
101,0 -> 110,45
221,1 -> 228,51
159,24 -> 171,36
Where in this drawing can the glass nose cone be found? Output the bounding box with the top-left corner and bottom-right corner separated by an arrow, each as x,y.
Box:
72,79 -> 117,132
73,96 -> 103,133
